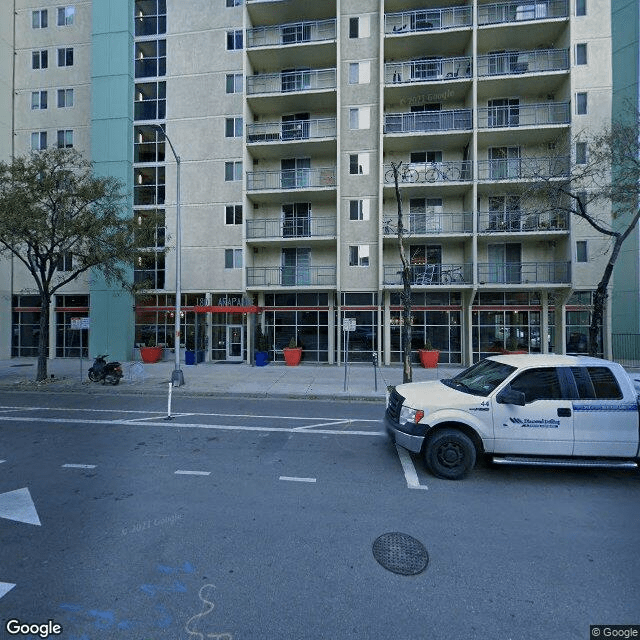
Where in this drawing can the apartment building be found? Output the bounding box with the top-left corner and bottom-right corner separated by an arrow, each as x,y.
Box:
0,0 -> 618,366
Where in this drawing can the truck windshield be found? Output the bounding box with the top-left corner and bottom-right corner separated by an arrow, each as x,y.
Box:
443,359 -> 516,397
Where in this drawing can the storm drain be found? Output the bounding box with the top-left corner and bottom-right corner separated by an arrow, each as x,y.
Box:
372,532 -> 429,576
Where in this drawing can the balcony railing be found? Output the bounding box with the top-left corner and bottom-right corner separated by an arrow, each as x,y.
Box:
477,261 -> 570,284
385,6 -> 473,33
477,49 -> 569,76
477,156 -> 570,181
247,118 -> 336,143
383,263 -> 473,286
477,102 -> 570,128
246,68 -> 337,95
246,266 -> 337,287
383,161 -> 473,184
478,210 -> 569,232
247,167 -> 337,191
478,0 -> 569,25
385,56 -> 472,85
247,19 -> 336,48
384,109 -> 472,134
247,216 -> 336,239
383,212 -> 473,235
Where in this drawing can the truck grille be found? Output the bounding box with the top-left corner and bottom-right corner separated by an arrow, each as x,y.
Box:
386,387 -> 405,424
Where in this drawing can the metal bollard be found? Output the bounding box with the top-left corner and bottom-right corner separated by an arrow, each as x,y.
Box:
372,352 -> 378,392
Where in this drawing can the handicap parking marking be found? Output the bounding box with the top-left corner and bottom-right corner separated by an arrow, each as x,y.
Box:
395,444 -> 429,491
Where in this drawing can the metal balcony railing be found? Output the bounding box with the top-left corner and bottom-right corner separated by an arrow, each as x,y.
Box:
246,266 -> 337,287
477,156 -> 570,180
247,167 -> 337,191
478,0 -> 569,25
477,49 -> 569,76
477,210 -> 569,232
383,212 -> 473,235
477,102 -> 570,128
385,6 -> 473,33
384,109 -> 472,134
247,117 -> 336,143
246,216 -> 336,239
246,68 -> 337,95
247,19 -> 336,48
385,56 -> 472,85
383,263 -> 473,286
383,161 -> 473,185
477,261 -> 571,284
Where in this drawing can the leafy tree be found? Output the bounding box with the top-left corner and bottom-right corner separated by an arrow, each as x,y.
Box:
0,149 -> 157,380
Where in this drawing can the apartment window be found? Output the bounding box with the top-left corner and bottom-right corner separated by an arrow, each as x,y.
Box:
349,199 -> 370,221
57,130 -> 73,148
32,50 -> 48,70
31,132 -> 47,150
57,48 -> 74,67
576,43 -> 587,65
32,9 -> 48,28
225,117 -> 243,138
134,39 -> 166,78
576,241 -> 588,263
31,91 -> 48,110
57,88 -> 74,108
225,249 -> 243,269
349,107 -> 370,130
349,17 -> 359,38
57,6 -> 75,26
575,142 -> 587,164
575,92 -> 587,115
349,153 -> 369,175
224,161 -> 242,181
576,0 -> 586,16
226,73 -> 243,94
226,30 -> 243,50
226,0 -> 242,5
349,245 -> 370,267
57,252 -> 73,271
225,205 -> 242,225
349,61 -> 370,84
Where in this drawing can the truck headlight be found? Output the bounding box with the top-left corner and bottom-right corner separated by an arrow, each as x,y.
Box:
400,406 -> 426,425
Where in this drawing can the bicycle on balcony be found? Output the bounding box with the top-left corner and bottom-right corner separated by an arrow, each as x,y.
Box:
440,265 -> 465,284
424,163 -> 461,182
385,165 -> 419,184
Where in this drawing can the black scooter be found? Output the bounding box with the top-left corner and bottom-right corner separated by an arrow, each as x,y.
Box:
88,355 -> 123,385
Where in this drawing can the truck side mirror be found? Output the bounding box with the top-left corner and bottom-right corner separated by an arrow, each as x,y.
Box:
497,388 -> 526,406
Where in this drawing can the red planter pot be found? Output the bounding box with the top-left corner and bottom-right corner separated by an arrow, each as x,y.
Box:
140,346 -> 163,363
418,349 -> 440,368
283,347 -> 302,366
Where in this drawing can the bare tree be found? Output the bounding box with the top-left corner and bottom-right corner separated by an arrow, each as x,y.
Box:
0,149 -> 158,380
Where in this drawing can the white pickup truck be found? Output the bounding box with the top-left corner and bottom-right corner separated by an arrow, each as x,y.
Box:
385,354 -> 640,479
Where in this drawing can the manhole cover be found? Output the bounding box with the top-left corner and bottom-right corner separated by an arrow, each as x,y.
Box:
372,532 -> 429,576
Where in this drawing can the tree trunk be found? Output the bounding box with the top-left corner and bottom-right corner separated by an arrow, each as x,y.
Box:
36,294 -> 50,381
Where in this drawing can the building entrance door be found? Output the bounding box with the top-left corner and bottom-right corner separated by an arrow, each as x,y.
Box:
226,325 -> 244,361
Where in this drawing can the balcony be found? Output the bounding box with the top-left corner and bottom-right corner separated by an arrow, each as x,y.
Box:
383,263 -> 472,286
385,56 -> 472,85
478,0 -> 569,25
246,266 -> 337,288
478,210 -> 569,233
477,102 -> 570,128
384,6 -> 473,34
383,161 -> 473,185
477,156 -> 570,181
247,118 -> 336,143
477,49 -> 569,77
247,19 -> 336,48
384,109 -> 472,134
477,261 -> 570,284
247,167 -> 337,192
247,216 -> 336,240
246,68 -> 337,95
383,212 -> 473,235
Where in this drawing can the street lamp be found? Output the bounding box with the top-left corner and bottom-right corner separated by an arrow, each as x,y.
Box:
152,124 -> 184,386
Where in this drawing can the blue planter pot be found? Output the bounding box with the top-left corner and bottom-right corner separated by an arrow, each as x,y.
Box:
255,351 -> 269,367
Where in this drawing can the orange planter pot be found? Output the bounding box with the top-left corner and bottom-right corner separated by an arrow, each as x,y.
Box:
418,349 -> 440,368
283,347 -> 302,366
140,346 -> 163,363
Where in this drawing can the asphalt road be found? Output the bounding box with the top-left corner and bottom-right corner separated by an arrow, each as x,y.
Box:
0,392 -> 639,640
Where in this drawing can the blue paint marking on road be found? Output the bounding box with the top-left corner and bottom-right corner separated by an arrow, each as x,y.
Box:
87,609 -> 116,629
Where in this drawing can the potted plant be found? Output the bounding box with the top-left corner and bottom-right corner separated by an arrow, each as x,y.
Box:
418,338 -> 439,368
283,335 -> 302,366
255,325 -> 269,367
140,337 -> 163,363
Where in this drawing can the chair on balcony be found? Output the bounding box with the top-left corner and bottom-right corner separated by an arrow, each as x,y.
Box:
415,264 -> 438,285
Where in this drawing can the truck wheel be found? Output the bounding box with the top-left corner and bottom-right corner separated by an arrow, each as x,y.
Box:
425,429 -> 476,480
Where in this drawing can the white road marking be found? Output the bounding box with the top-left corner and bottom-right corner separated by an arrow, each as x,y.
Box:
62,464 -> 96,469
293,419 -> 353,431
175,470 -> 211,476
0,460 -> 5,464
395,444 -> 428,491
279,476 -> 316,483
0,487 -> 42,525
0,582 -> 16,600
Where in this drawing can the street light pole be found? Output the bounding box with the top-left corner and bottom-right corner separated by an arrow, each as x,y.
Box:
153,124 -> 184,386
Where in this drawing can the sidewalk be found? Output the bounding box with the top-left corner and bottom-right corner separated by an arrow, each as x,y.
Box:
0,357 -> 464,401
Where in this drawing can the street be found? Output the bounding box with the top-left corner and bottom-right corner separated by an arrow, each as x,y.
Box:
0,391 -> 639,640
